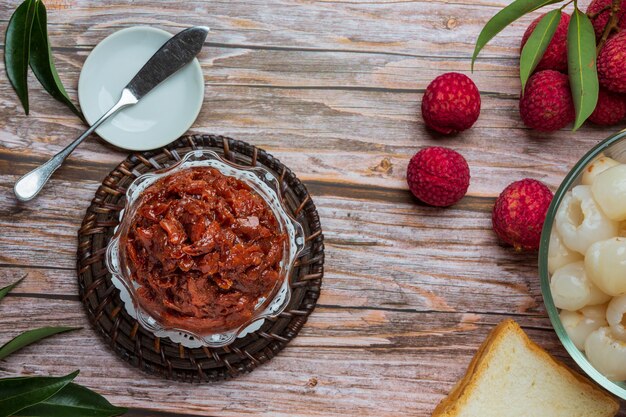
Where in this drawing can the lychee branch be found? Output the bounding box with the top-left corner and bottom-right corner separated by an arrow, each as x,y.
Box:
597,0 -> 622,53
588,4 -> 611,18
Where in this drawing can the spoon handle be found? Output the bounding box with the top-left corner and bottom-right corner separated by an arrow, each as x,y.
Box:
14,89 -> 138,202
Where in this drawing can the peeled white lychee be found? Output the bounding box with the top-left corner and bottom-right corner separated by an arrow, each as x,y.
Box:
591,164 -> 626,221
555,185 -> 618,255
582,155 -> 620,186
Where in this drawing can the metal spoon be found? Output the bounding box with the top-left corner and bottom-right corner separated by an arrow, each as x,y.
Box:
14,26 -> 209,202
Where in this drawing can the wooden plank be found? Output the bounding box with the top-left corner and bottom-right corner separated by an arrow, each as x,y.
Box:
0,184 -> 543,316
0,95 -> 606,200
0,297 -> 589,417
0,0 -> 551,55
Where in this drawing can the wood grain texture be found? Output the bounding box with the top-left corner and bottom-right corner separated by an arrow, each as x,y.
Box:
0,0 -> 623,415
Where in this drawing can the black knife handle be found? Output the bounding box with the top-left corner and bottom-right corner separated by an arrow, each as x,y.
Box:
126,26 -> 208,99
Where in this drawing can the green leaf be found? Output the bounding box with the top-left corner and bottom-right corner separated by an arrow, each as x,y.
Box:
520,9 -> 561,92
0,371 -> 79,417
5,0 -> 37,114
568,7 -> 599,131
0,276 -> 26,302
0,327 -> 81,361
471,0 -> 563,71
14,383 -> 128,417
29,0 -> 84,120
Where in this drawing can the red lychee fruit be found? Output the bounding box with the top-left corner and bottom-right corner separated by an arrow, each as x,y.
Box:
521,12 -> 570,72
587,0 -> 626,39
406,146 -> 470,207
598,31 -> 626,93
588,88 -> 626,125
421,72 -> 481,135
519,70 -> 575,131
492,179 -> 553,251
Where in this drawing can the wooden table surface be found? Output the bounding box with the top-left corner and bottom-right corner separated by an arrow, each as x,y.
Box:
1,0 -> 623,416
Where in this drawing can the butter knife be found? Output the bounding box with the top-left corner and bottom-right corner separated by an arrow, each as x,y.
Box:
14,26 -> 209,202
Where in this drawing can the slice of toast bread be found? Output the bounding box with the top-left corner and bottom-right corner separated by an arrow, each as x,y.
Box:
431,319 -> 619,417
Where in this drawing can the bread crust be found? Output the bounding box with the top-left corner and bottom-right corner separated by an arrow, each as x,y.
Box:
431,319 -> 619,417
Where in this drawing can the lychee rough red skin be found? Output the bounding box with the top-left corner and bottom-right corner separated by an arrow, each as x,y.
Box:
598,31 -> 626,93
588,88 -> 626,125
519,70 -> 575,131
421,72 -> 481,135
492,179 -> 553,251
587,0 -> 626,39
406,146 -> 470,207
520,12 -> 570,72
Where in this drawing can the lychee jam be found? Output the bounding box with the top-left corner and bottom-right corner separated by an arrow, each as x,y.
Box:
122,167 -> 286,334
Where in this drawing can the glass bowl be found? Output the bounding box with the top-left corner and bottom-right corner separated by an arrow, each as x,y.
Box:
105,150 -> 305,348
539,129 -> 626,399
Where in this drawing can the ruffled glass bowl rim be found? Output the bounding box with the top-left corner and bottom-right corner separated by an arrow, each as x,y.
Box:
539,128 -> 626,399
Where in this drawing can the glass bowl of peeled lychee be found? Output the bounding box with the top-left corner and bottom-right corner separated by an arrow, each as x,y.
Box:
540,129 -> 626,399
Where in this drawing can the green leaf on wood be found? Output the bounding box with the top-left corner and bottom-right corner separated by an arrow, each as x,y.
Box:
0,327 -> 81,361
29,0 -> 84,120
0,276 -> 26,302
568,7 -> 599,130
14,383 -> 128,417
0,371 -> 79,417
5,0 -> 37,114
520,9 -> 561,92
471,0 -> 563,71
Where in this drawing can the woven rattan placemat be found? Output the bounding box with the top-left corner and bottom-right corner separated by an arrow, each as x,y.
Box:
77,134 -> 324,382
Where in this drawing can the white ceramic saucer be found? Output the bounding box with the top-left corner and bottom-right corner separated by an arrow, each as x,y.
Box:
78,26 -> 205,151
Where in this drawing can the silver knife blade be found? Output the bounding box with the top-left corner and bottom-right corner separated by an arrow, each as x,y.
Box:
125,26 -> 209,100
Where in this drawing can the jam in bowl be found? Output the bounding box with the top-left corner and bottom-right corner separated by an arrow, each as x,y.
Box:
106,150 -> 305,347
